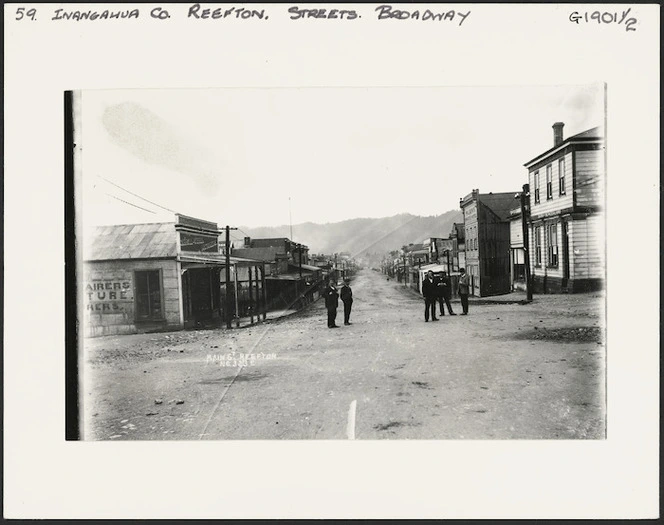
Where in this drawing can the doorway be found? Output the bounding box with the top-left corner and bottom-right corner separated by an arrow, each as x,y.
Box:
182,267 -> 222,327
562,221 -> 570,290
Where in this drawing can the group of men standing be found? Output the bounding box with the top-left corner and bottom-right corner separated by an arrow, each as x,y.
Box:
421,268 -> 470,322
322,278 -> 353,328
321,268 -> 471,327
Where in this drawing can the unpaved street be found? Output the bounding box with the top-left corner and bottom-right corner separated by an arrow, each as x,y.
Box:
83,268 -> 605,440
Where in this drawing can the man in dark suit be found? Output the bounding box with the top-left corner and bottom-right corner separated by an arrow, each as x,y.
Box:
323,278 -> 339,328
340,278 -> 353,325
421,270 -> 439,322
458,267 -> 470,315
438,271 -> 456,316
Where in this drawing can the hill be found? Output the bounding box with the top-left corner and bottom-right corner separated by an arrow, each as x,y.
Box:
238,210 -> 463,257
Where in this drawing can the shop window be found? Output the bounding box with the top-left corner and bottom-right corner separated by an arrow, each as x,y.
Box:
558,158 -> 566,195
135,270 -> 163,321
534,171 -> 540,203
547,223 -> 559,267
546,165 -> 553,200
534,226 -> 542,266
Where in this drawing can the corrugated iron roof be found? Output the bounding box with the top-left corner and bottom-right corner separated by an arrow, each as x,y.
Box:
84,222 -> 178,261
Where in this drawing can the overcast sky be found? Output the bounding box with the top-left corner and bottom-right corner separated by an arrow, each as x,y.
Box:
80,84 -> 604,230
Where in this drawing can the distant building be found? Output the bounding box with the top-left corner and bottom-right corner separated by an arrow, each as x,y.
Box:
523,123 -> 605,293
405,243 -> 430,267
459,189 -> 518,297
449,222 -> 466,272
233,237 -> 322,310
234,237 -> 309,274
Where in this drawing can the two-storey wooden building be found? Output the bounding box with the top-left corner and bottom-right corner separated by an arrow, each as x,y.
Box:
459,189 -> 517,297
524,123 -> 605,293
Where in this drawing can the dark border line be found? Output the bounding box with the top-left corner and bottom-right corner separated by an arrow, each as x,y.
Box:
64,90 -> 80,440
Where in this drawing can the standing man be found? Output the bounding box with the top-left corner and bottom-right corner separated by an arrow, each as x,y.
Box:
458,267 -> 470,315
422,270 -> 439,322
340,278 -> 353,325
438,271 -> 456,316
323,278 -> 339,328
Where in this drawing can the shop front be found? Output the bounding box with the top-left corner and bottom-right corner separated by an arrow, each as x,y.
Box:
82,215 -> 265,337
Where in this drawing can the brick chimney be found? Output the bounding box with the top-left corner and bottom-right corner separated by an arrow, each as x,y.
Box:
243,236 -> 251,248
553,122 -> 565,147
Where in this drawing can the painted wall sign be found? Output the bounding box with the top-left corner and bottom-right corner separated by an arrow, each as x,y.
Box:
464,203 -> 477,219
180,232 -> 219,252
85,279 -> 132,313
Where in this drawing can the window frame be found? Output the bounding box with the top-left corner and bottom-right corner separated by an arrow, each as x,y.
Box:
534,171 -> 540,204
134,268 -> 165,322
558,157 -> 566,195
534,226 -> 542,266
546,223 -> 559,268
546,164 -> 553,200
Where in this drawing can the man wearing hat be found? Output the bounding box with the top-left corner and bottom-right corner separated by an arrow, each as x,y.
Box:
322,278 -> 340,328
438,271 -> 456,316
458,267 -> 470,315
422,270 -> 439,322
340,278 -> 353,325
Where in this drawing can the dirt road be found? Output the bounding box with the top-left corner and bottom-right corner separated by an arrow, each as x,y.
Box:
83,268 -> 605,440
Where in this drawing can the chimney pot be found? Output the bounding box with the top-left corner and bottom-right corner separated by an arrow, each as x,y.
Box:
553,122 -> 565,146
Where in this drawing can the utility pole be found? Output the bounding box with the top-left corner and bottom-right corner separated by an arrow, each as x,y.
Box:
225,225 -> 238,328
520,184 -> 533,302
298,243 -> 303,304
298,244 -> 303,281
403,253 -> 407,287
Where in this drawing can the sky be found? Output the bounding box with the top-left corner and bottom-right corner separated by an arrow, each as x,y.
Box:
79,84 -> 604,230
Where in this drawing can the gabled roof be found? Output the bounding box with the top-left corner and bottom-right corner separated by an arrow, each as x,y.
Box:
84,222 -> 178,261
451,222 -> 465,238
479,192 -> 520,222
524,126 -> 604,167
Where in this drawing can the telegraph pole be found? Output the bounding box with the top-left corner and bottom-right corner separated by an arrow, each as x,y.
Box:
298,243 -> 303,304
520,184 -> 533,302
403,253 -> 407,287
298,244 -> 303,281
225,225 -> 238,328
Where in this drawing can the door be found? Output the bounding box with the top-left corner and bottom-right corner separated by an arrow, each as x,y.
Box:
562,220 -> 570,288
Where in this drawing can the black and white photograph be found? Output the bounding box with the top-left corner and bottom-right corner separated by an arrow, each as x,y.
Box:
4,2 -> 659,519
74,85 -> 607,441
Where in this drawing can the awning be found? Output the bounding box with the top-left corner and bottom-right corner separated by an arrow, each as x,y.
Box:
266,274 -> 303,281
418,264 -> 448,273
178,251 -> 264,267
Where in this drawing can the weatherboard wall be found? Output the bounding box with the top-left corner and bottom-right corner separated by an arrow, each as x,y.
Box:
83,259 -> 183,337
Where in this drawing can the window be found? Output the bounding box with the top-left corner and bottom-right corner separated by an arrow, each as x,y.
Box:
546,165 -> 553,200
534,226 -> 542,266
534,171 -> 540,203
558,158 -> 566,195
546,223 -> 559,267
513,249 -> 525,281
135,270 -> 163,321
